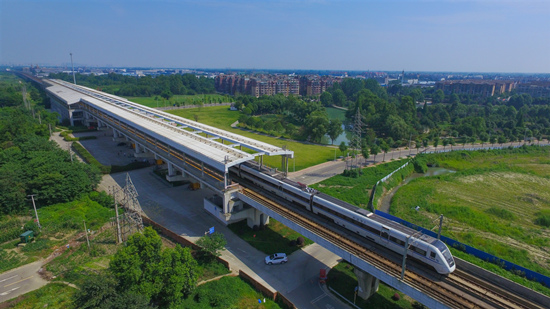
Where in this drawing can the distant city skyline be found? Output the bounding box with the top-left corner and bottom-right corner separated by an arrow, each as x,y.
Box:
1,0 -> 549,73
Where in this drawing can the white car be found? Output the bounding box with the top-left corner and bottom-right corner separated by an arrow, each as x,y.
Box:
265,253 -> 288,265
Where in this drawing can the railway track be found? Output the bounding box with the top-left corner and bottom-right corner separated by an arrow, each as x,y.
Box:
241,188 -> 544,309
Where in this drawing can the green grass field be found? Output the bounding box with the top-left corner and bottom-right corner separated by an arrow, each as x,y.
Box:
311,159 -> 410,208
228,219 -> 313,256
124,94 -> 233,108
3,283 -> 76,309
326,107 -> 347,121
181,276 -> 281,308
390,147 -> 550,283
166,106 -> 337,171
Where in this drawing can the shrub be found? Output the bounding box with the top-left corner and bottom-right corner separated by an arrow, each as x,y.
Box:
392,293 -> 400,301
289,240 -> 297,247
534,210 -> 550,227
296,237 -> 304,246
485,207 -> 515,220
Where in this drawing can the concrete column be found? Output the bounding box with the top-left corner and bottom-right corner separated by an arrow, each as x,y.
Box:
247,209 -> 270,228
168,162 -> 176,176
354,267 -> 379,300
201,162 -> 205,178
113,130 -> 119,138
135,143 -> 142,154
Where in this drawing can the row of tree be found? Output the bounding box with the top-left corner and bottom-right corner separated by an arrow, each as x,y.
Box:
49,72 -> 216,97
0,74 -> 102,215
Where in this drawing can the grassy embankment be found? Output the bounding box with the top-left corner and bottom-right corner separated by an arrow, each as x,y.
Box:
311,159 -> 410,208
390,147 -> 550,295
166,106 -> 337,171
125,94 -> 234,108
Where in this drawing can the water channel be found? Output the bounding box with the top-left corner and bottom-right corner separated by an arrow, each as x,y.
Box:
378,167 -> 455,213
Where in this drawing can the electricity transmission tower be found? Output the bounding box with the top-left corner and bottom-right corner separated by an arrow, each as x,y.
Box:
348,108 -> 364,169
111,173 -> 144,243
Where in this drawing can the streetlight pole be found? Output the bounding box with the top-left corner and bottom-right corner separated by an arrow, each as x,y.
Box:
28,194 -> 41,230
70,52 -> 76,85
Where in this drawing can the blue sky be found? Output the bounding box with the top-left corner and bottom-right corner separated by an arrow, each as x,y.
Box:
1,0 -> 549,73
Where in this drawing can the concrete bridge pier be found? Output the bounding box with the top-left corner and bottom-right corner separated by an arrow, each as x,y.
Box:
166,162 -> 186,182
112,130 -> 125,142
247,208 -> 270,229
354,267 -> 379,300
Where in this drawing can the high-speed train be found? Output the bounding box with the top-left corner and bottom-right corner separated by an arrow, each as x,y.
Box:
231,163 -> 456,275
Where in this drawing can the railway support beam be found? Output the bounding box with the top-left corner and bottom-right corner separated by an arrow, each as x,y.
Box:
354,267 -> 379,300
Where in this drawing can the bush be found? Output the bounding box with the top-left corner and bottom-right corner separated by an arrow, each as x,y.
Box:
534,210 -> 550,227
296,237 -> 304,246
22,239 -> 49,252
289,240 -> 297,247
392,293 -> 400,301
412,156 -> 428,173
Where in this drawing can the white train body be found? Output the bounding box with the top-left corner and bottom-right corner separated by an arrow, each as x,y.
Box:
234,163 -> 456,274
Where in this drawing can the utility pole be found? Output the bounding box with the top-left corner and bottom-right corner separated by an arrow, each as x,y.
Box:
438,214 -> 443,240
84,220 -> 90,251
113,187 -> 122,244
28,194 -> 41,230
48,124 -> 52,137
70,52 -> 76,85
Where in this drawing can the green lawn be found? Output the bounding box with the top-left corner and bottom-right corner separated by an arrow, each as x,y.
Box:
228,219 -> 313,256
3,283 -> 76,309
124,94 -> 233,108
166,106 -> 337,171
327,261 -> 417,309
326,107 -> 347,121
180,276 -> 281,308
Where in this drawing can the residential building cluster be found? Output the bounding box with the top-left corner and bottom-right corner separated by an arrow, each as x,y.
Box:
215,74 -> 340,97
436,80 -> 516,97
516,81 -> 550,98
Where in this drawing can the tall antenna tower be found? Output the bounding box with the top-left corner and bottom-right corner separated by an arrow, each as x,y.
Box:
112,173 -> 144,242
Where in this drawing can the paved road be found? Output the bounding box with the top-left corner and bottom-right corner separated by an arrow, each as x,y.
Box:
0,261 -> 48,303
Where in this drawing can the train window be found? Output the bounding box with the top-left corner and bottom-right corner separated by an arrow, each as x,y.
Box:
380,231 -> 389,239
410,246 -> 427,256
430,252 -> 436,259
390,237 -> 405,246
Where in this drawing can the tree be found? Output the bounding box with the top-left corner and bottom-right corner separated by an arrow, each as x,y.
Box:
433,137 -> 440,149
304,111 -> 329,143
370,144 -> 380,163
339,141 -> 348,157
380,140 -> 390,162
320,92 -> 333,107
110,227 -> 198,307
196,232 -> 227,258
160,89 -> 173,100
433,89 -> 444,103
490,134 -> 497,146
73,273 -> 152,309
479,133 -> 489,146
327,119 -> 343,145
361,144 -> 370,165
442,138 -> 449,151
332,89 -> 347,107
